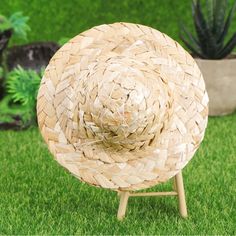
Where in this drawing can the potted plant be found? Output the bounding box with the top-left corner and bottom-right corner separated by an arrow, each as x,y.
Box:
180,0 -> 236,116
0,12 -> 59,129
0,66 -> 43,130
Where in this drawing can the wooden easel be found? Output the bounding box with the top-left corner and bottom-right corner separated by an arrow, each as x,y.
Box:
117,170 -> 187,220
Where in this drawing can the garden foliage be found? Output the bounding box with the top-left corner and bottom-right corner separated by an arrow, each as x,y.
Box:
180,0 -> 236,59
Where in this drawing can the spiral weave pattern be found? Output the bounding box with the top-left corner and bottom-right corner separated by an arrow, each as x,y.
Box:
37,23 -> 208,191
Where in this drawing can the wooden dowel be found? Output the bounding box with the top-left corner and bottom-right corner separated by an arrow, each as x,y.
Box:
175,171 -> 188,218
173,176 -> 177,191
129,191 -> 177,197
117,191 -> 121,197
117,191 -> 129,220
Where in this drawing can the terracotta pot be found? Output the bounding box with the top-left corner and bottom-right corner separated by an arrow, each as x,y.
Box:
195,57 -> 236,116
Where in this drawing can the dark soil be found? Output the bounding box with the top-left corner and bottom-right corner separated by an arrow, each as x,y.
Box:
6,41 -> 59,72
0,29 -> 12,98
0,29 -> 12,56
0,115 -> 24,130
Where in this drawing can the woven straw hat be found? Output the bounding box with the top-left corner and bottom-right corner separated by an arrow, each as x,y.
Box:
37,22 -> 208,191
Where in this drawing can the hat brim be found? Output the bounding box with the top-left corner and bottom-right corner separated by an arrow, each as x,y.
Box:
37,23 -> 208,191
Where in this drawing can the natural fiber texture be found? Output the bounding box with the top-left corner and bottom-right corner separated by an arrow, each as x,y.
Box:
37,22 -> 208,191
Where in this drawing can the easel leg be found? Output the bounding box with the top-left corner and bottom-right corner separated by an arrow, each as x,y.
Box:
175,171 -> 188,218
117,191 -> 129,220
116,172 -> 188,220
173,176 -> 177,191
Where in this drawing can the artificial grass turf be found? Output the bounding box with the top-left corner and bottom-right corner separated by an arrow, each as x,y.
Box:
0,113 -> 235,234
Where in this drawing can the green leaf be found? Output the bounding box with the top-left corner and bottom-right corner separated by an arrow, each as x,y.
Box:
217,0 -> 236,43
6,66 -> 42,106
0,14 -> 12,32
180,34 -> 206,58
206,0 -> 214,29
217,32 -> 236,58
180,22 -> 200,47
193,0 -> 211,54
213,0 -> 228,37
8,12 -> 30,40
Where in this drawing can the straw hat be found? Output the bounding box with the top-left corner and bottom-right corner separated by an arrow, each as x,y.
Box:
37,22 -> 208,191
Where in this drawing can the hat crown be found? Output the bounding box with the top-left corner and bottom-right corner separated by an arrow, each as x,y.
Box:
77,56 -> 172,150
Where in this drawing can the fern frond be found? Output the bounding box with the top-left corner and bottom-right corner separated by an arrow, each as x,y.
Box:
6,66 -> 41,106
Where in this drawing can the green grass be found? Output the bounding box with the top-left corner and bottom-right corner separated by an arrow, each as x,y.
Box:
1,0 -> 236,49
0,114 -> 236,234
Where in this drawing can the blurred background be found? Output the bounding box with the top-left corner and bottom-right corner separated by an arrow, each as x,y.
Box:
1,0 -> 194,44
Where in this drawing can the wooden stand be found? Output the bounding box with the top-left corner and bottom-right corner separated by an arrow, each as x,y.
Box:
117,171 -> 187,220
